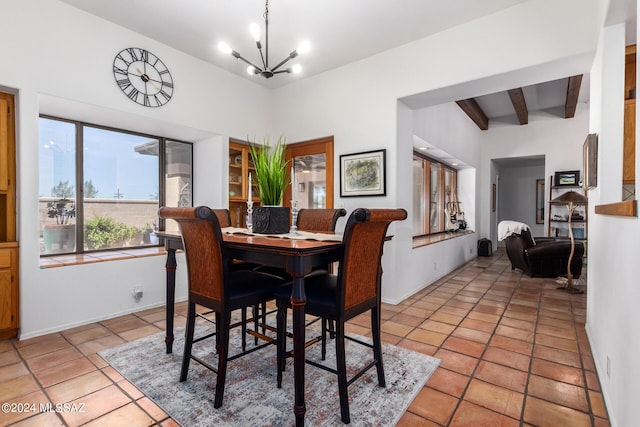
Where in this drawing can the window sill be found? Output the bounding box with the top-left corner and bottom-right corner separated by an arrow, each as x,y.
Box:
412,230 -> 475,249
39,247 -> 166,269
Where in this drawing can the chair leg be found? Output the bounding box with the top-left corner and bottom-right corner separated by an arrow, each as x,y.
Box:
214,311 -> 231,409
215,312 -> 221,352
261,301 -> 267,336
241,308 -> 247,351
180,302 -> 196,382
335,321 -> 350,424
321,317 -> 327,361
371,306 -> 386,387
326,318 -> 336,339
276,301 -> 287,388
253,304 -> 259,345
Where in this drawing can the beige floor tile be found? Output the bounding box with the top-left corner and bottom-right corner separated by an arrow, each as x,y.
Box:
82,402 -> 154,427
60,385 -> 131,427
523,396 -> 591,427
25,347 -> 84,373
35,358 -> 97,388
45,370 -> 113,404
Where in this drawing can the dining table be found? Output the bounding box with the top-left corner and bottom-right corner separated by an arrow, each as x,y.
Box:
156,228 -> 343,427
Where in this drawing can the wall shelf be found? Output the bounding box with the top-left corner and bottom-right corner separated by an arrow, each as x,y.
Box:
594,200 -> 637,217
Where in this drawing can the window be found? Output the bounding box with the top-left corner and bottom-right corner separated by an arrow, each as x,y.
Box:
39,116 -> 192,255
413,152 -> 457,236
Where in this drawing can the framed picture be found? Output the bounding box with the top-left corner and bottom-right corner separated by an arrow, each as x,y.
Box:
340,149 -> 386,197
583,133 -> 598,190
554,170 -> 580,186
536,179 -> 545,224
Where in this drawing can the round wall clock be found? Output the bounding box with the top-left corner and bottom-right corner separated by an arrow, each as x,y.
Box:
113,47 -> 174,107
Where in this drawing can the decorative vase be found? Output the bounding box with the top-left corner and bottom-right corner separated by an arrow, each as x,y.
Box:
43,223 -> 76,253
252,206 -> 290,234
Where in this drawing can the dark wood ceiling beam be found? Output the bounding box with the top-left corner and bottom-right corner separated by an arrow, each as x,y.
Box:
565,74 -> 583,118
507,88 -> 528,125
455,98 -> 489,130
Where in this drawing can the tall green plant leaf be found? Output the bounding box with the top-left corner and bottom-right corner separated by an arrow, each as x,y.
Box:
249,136 -> 290,205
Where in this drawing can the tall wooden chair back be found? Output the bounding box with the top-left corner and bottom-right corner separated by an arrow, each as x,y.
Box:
296,208 -> 346,233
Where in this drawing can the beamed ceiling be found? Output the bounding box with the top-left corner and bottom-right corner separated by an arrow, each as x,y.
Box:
455,75 -> 585,130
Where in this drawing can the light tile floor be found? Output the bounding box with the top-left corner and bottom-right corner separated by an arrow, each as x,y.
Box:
0,249 -> 609,426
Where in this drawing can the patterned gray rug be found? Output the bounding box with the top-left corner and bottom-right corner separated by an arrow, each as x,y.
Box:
100,321 -> 440,426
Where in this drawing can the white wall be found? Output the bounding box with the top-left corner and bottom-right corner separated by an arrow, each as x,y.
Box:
271,0 -> 599,302
586,21 -> 640,427
1,0 -> 272,338
480,107 -> 590,248
497,164 -> 545,237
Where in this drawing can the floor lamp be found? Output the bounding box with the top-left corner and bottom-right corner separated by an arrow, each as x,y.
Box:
551,190 -> 588,294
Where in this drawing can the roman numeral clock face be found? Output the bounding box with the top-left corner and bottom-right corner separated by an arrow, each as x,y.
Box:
113,48 -> 174,107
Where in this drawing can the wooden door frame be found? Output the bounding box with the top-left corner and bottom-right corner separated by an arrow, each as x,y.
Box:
284,136 -> 334,208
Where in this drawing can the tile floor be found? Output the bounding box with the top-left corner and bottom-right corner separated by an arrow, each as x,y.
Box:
0,249 -> 609,426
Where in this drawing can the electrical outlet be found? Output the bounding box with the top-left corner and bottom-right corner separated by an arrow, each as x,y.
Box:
132,287 -> 143,301
606,356 -> 611,378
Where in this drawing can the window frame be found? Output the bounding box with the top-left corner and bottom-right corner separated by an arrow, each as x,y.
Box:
39,114 -> 193,256
413,150 -> 458,238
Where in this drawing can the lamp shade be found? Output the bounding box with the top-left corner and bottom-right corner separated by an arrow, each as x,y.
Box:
551,190 -> 588,204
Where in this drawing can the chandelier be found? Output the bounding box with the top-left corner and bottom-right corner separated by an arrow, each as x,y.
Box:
218,0 -> 310,78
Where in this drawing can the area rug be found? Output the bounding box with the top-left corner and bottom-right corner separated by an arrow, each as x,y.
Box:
100,322 -> 440,426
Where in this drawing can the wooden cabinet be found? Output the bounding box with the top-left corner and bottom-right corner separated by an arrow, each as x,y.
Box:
624,101 -> 635,184
624,45 -> 636,186
228,140 -> 260,228
0,244 -> 18,338
0,91 -> 18,339
547,176 -> 588,242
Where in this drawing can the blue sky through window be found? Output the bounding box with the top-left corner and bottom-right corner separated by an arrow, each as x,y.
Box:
39,118 -> 159,200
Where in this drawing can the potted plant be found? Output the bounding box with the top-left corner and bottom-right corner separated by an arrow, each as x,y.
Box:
249,136 -> 290,234
84,215 -> 139,249
43,198 -> 76,253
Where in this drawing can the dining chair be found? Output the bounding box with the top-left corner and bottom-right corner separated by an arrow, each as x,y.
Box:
216,208 -> 275,349
275,208 -> 407,424
255,208 -> 346,280
158,206 -> 285,408
256,208 -> 347,338
296,208 -> 347,233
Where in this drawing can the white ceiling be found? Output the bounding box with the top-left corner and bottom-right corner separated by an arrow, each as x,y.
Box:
59,0 -> 526,89
57,0 -> 637,138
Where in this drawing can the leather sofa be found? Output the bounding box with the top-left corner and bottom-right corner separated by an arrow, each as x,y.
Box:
501,223 -> 584,279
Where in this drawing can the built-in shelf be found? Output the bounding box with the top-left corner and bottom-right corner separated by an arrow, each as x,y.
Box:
594,200 -> 637,217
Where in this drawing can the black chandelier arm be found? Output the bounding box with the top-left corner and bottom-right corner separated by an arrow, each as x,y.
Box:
270,51 -> 298,73
255,41 -> 267,70
233,52 -> 264,73
272,69 -> 293,75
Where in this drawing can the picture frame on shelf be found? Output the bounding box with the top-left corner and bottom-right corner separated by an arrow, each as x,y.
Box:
339,149 -> 386,197
554,170 -> 580,186
536,179 -> 545,224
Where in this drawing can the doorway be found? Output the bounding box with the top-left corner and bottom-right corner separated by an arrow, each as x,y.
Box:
285,136 -> 334,209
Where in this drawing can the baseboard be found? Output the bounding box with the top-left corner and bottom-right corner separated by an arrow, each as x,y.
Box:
585,322 -> 618,427
17,297 -> 188,341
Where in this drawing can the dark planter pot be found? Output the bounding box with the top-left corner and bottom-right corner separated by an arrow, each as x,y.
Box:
252,206 -> 290,234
